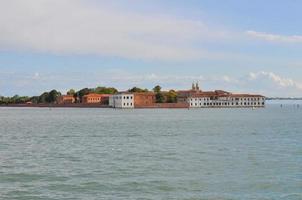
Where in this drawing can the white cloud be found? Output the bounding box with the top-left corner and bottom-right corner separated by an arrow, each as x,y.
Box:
1,69 -> 301,97
246,30 -> 302,43
0,0 -> 229,61
247,71 -> 302,89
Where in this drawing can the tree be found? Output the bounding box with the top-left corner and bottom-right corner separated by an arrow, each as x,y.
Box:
166,90 -> 178,103
75,88 -> 90,103
153,85 -> 161,93
38,92 -> 49,103
153,85 -> 165,103
155,93 -> 165,103
67,89 -> 75,95
128,87 -> 148,93
94,86 -> 118,94
38,90 -> 61,104
47,90 -> 61,103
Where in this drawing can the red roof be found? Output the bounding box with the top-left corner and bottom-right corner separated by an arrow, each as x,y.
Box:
83,93 -> 112,98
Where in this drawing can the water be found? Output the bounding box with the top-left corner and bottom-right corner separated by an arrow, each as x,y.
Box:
0,105 -> 301,200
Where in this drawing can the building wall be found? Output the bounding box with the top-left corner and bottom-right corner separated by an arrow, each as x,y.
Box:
83,96 -> 101,104
109,94 -> 134,108
82,94 -> 111,104
134,93 -> 156,107
57,95 -> 75,104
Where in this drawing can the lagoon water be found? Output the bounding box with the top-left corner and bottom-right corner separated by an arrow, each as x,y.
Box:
0,104 -> 301,200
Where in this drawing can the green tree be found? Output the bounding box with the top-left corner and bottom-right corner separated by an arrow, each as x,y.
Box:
38,92 -> 49,103
153,85 -> 165,103
94,86 -> 118,94
128,87 -> 148,93
166,90 -> 178,103
75,88 -> 90,103
67,89 -> 75,95
153,85 -> 161,93
155,93 -> 165,103
47,90 -> 61,103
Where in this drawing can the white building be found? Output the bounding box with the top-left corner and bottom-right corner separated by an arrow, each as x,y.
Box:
188,92 -> 265,108
109,93 -> 134,108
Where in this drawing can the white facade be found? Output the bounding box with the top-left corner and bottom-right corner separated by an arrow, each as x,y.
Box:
188,96 -> 265,108
109,93 -> 134,108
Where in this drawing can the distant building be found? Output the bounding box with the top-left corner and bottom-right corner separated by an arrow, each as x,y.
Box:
82,93 -> 111,104
109,93 -> 134,108
134,92 -> 156,107
57,95 -> 75,104
178,83 -> 265,108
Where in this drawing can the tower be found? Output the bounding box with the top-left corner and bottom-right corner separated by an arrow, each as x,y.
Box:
192,82 -> 196,90
195,82 -> 199,91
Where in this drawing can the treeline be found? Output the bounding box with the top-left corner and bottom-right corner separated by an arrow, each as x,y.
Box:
0,85 -> 179,105
0,87 -> 119,105
0,89 -> 62,105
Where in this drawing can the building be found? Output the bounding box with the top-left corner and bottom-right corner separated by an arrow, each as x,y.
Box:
179,83 -> 265,108
177,82 -> 202,103
109,93 -> 134,108
188,91 -> 265,108
57,95 -> 75,104
82,93 -> 111,104
134,92 -> 156,107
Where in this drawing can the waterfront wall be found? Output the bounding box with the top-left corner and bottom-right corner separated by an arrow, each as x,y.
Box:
135,103 -> 189,109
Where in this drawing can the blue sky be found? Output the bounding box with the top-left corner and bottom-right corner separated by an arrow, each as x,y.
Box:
0,0 -> 302,97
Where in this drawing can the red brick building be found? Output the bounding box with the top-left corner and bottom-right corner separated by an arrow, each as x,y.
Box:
134,92 -> 156,107
82,93 -> 112,104
57,95 -> 75,104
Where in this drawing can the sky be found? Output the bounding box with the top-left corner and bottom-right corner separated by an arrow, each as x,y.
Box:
0,0 -> 302,97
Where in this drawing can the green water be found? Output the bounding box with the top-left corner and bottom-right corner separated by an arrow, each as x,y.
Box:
0,106 -> 301,199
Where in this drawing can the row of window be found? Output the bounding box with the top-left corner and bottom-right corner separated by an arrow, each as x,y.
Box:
123,102 -> 133,106
191,101 -> 265,106
88,98 -> 101,101
190,98 -> 264,102
113,95 -> 133,100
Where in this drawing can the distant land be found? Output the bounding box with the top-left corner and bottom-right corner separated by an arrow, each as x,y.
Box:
266,97 -> 302,100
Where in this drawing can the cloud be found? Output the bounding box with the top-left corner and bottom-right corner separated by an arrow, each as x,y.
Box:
246,30 -> 302,43
0,0 -> 229,61
247,71 -> 302,90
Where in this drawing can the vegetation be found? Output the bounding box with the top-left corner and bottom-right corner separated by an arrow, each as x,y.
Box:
153,85 -> 165,103
93,87 -> 118,94
153,85 -> 161,93
38,90 -> 61,104
128,87 -> 149,93
67,89 -> 75,95
166,90 -> 178,103
0,95 -> 31,105
74,87 -> 118,103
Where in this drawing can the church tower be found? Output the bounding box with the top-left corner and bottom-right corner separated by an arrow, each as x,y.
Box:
192,82 -> 196,90
195,82 -> 199,91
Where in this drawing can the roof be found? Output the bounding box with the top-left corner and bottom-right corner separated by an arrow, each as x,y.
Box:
179,89 -> 264,98
83,93 -> 112,98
